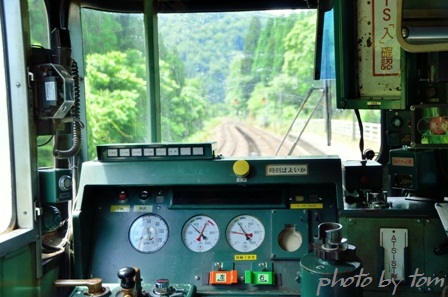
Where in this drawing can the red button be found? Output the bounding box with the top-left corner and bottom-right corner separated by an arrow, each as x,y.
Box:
118,191 -> 127,201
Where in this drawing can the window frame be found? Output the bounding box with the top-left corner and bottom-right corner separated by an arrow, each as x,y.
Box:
0,0 -> 39,258
0,5 -> 13,235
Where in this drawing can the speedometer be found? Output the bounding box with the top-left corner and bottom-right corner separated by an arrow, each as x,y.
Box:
129,214 -> 169,253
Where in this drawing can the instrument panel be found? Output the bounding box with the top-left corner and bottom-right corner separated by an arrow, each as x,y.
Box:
72,156 -> 343,296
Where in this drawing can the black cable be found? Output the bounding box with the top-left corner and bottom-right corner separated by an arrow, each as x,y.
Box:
53,59 -> 83,159
354,109 -> 365,160
37,135 -> 54,147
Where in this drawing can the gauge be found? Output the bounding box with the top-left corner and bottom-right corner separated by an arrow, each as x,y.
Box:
129,214 -> 169,253
182,215 -> 220,253
226,215 -> 265,252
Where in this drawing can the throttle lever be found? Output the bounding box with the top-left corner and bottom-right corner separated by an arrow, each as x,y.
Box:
54,278 -> 110,296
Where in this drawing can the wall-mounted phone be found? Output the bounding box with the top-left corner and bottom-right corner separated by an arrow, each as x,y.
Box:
30,28 -> 82,159
34,63 -> 74,119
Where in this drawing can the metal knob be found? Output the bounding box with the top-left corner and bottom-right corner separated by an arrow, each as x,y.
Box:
58,174 -> 72,191
154,278 -> 170,295
118,267 -> 136,289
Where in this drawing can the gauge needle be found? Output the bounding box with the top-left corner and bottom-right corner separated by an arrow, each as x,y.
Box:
196,223 -> 208,241
231,231 -> 253,238
236,222 -> 253,240
138,226 -> 146,248
147,227 -> 154,240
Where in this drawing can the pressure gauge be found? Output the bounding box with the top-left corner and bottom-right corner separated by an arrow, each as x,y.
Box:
182,215 -> 220,252
129,214 -> 169,253
226,215 -> 265,252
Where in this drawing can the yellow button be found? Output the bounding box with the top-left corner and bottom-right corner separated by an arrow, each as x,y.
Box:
233,160 -> 250,177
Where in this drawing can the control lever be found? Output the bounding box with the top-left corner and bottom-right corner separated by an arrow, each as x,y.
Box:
54,278 -> 110,296
117,267 -> 142,297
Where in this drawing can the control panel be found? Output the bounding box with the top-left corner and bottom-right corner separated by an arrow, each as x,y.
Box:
340,159 -> 448,296
69,155 -> 342,296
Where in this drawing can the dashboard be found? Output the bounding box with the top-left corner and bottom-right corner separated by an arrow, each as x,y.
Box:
71,154 -> 343,296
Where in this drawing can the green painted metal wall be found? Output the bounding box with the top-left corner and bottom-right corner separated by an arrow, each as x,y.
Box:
0,244 -> 37,297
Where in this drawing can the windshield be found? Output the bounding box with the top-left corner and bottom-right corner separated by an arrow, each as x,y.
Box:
82,8 -> 381,161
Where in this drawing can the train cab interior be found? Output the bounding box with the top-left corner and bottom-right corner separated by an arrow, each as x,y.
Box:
1,0 -> 448,296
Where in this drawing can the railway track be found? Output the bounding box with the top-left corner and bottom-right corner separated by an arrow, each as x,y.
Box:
214,119 -> 324,157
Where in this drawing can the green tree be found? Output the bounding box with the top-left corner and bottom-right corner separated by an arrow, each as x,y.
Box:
82,10 -> 122,55
238,17 -> 262,109
282,11 -> 317,95
159,58 -> 207,142
85,50 -> 147,158
252,15 -> 297,86
158,12 -> 254,103
241,17 -> 261,75
29,0 -> 49,47
224,56 -> 245,110
159,39 -> 185,89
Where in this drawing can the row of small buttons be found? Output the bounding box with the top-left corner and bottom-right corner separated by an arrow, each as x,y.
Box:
107,146 -> 205,158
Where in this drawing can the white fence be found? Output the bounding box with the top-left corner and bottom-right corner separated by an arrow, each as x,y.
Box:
296,119 -> 381,145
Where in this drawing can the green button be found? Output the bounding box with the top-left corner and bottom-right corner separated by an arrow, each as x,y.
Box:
244,271 -> 274,285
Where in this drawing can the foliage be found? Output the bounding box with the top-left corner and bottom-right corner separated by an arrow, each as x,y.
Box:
223,11 -> 323,128
82,10 -> 122,55
252,15 -> 298,85
159,40 -> 185,88
282,12 -> 317,93
159,60 -> 207,141
29,0 -> 49,47
158,12 -> 255,103
81,10 -> 147,56
85,51 -> 148,158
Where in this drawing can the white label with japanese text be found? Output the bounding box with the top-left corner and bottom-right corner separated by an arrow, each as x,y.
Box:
372,0 -> 400,76
266,164 -> 308,176
357,0 -> 401,98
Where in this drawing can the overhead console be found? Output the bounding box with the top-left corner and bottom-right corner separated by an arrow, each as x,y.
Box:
67,149 -> 342,296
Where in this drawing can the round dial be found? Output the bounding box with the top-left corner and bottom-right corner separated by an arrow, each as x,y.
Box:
129,214 -> 169,253
182,215 -> 220,252
226,215 -> 265,252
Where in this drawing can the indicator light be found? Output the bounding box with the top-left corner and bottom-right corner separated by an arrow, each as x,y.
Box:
118,191 -> 128,201
140,191 -> 150,200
